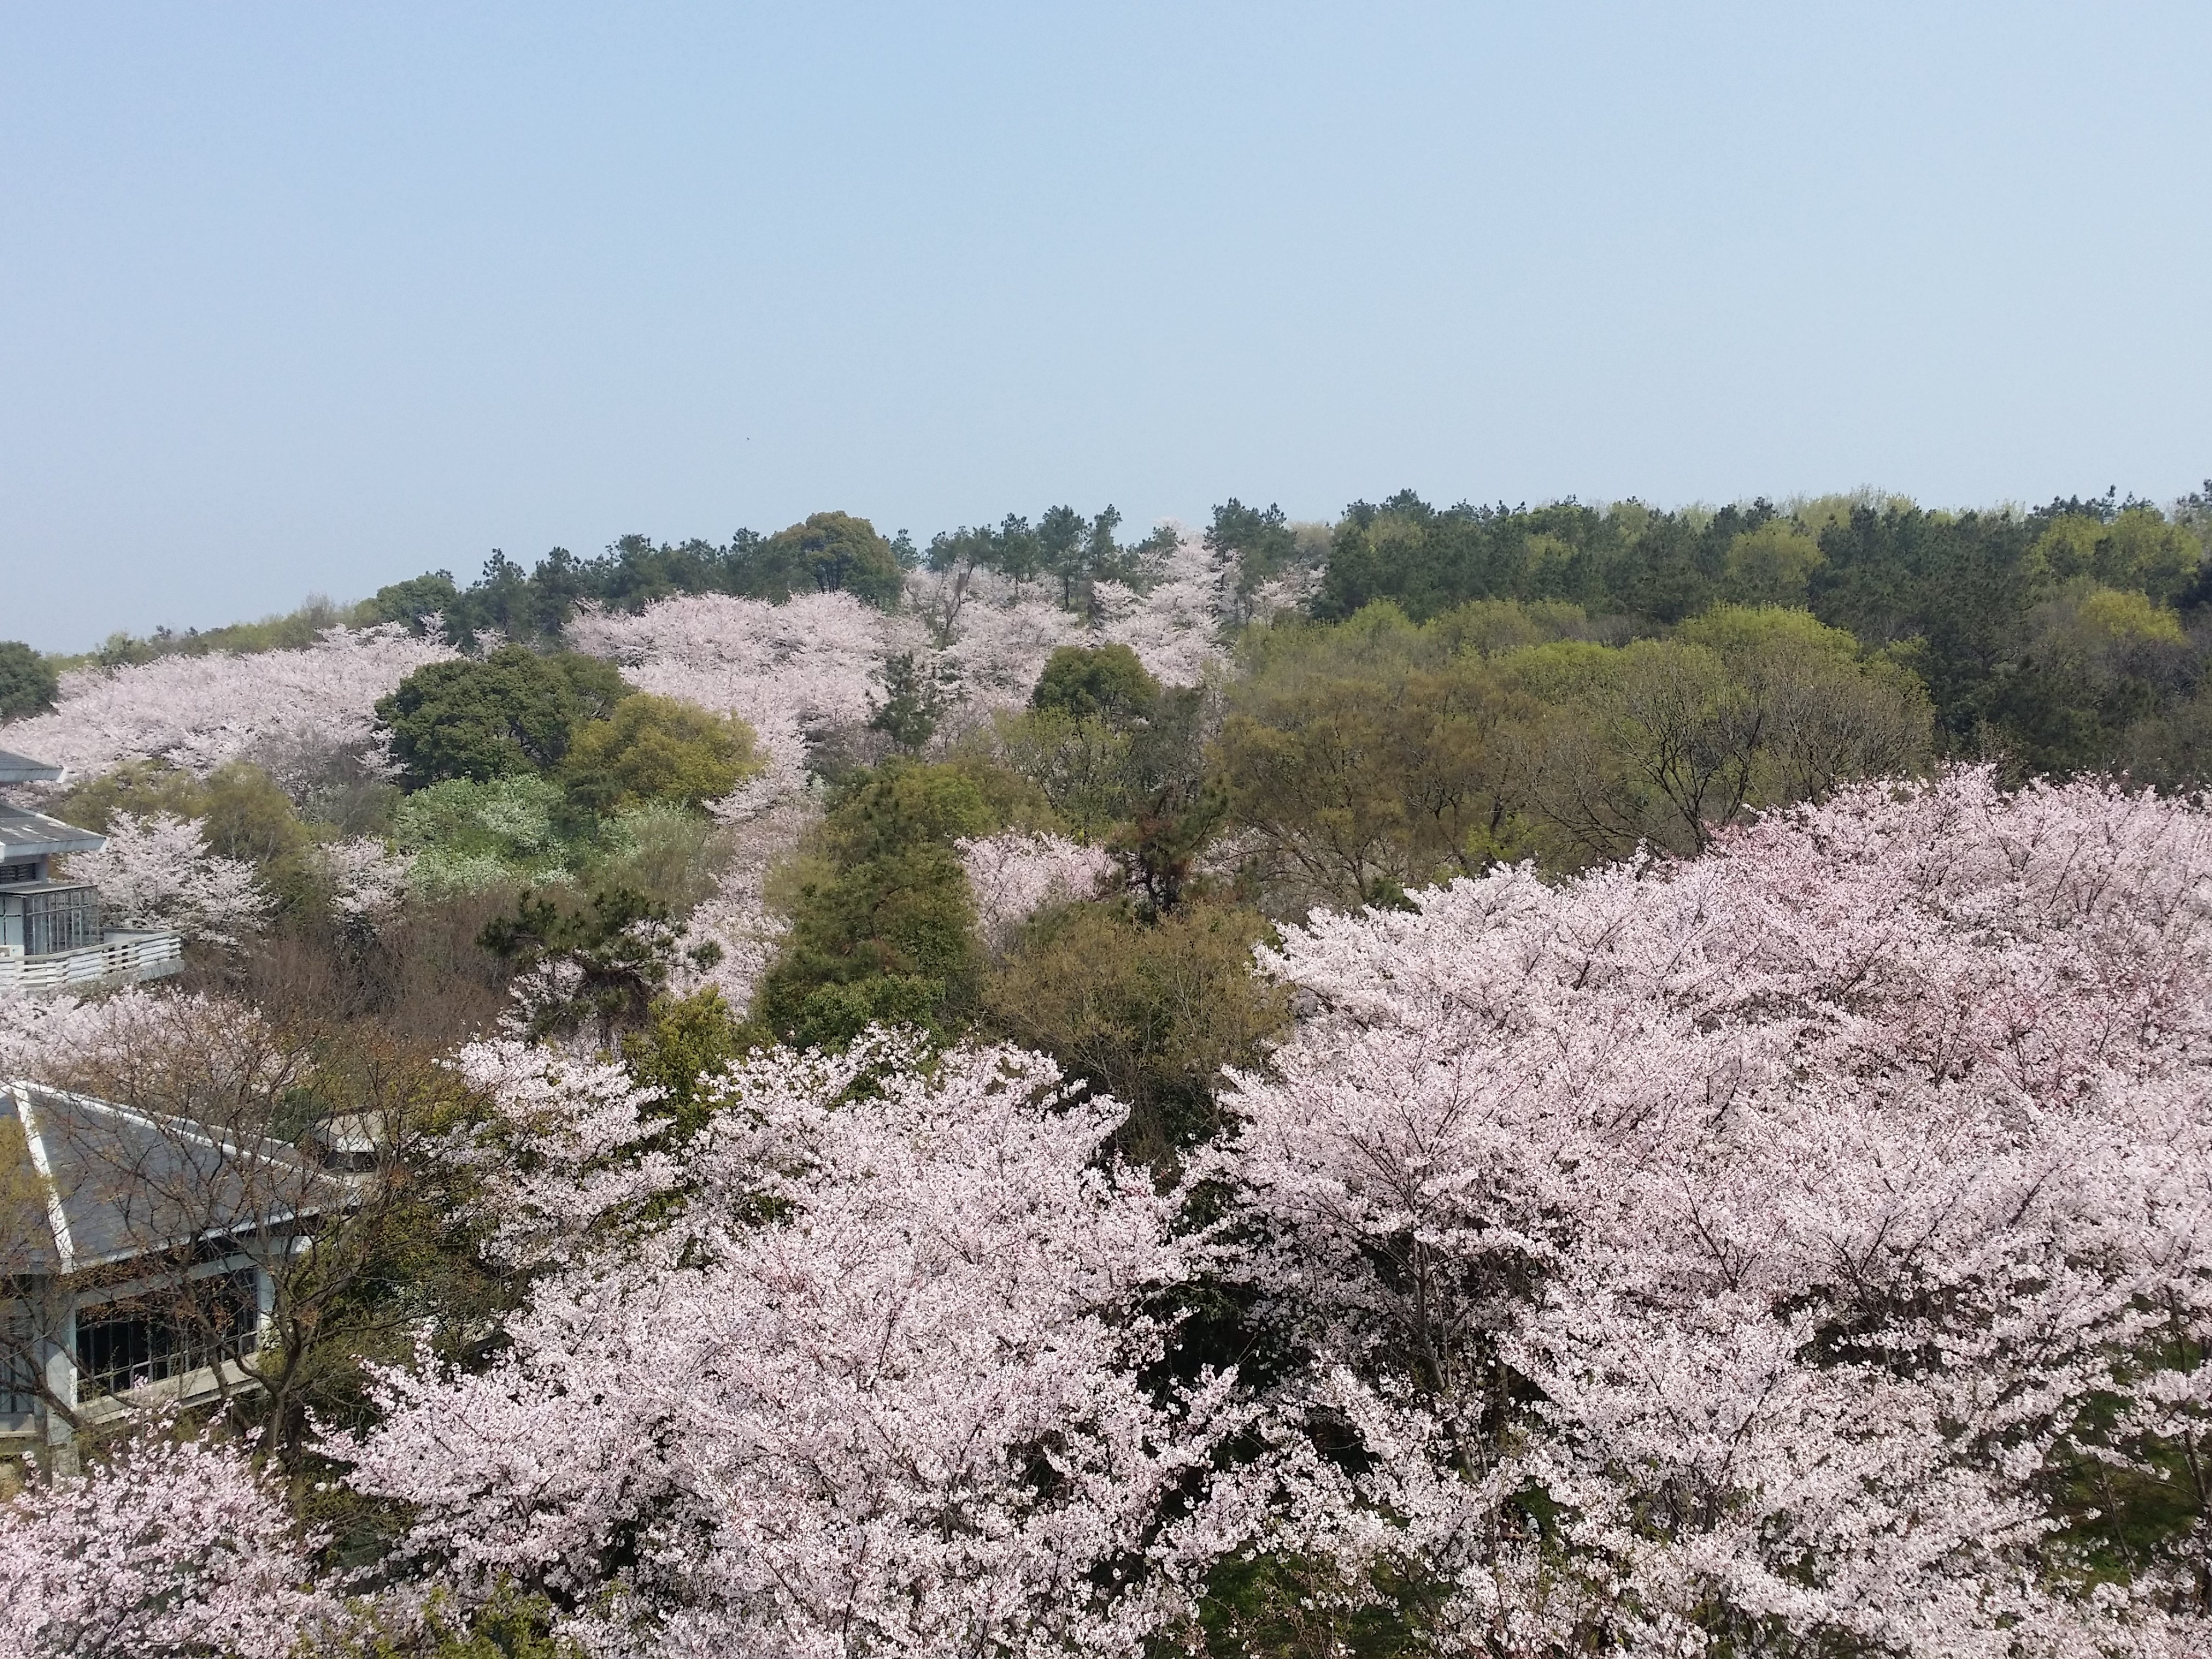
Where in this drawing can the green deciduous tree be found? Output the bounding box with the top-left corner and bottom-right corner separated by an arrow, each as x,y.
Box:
357,571 -> 461,636
375,646 -> 631,789
1506,607 -> 1933,862
1030,643 -> 1161,723
0,641 -> 60,719
754,511 -> 906,609
1215,605 -> 1541,913
1723,519 -> 1823,608
562,693 -> 760,811
985,709 -> 1137,840
2027,506 -> 2204,602
981,899 -> 1290,1168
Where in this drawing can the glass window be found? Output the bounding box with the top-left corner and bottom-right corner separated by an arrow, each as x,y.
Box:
23,885 -> 100,956
75,1270 -> 261,1398
0,1311 -> 35,1415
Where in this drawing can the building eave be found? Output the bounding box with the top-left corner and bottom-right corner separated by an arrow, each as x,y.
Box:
0,751 -> 64,786
0,803 -> 103,860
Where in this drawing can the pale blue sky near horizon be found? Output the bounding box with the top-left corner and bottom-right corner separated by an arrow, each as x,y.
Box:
4,3 -> 2209,651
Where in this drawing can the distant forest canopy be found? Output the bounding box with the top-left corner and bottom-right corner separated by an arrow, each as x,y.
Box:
29,481 -> 2212,783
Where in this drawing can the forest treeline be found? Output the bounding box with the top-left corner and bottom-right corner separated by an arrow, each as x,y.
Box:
23,481 -> 2212,788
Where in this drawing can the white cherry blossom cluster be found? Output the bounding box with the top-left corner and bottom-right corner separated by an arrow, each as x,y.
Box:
566,536 -> 1231,768
958,828 -> 1117,950
349,1038 -> 1244,1658
665,751 -> 823,1012
436,1036 -> 683,1269
2,625 -> 454,784
316,834 -> 409,927
0,1419 -> 339,1659
921,532 -> 1232,717
26,769 -> 2212,1651
1201,767 -> 2212,1653
1093,531 -> 1233,686
68,811 -> 272,946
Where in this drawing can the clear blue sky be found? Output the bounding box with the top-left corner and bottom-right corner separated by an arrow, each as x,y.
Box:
5,3 -> 2209,651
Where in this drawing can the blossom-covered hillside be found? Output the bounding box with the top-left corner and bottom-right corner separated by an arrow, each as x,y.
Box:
1205,768 -> 2212,1653
10,499 -> 2212,1657
3,623 -> 458,784
11,770 -> 2209,1656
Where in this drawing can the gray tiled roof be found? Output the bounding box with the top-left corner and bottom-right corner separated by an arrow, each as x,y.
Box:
0,803 -> 103,861
2,1081 -> 345,1276
0,751 -> 64,786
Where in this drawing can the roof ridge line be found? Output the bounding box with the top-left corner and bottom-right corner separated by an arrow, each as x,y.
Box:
33,1082 -> 293,1170
11,1079 -> 76,1273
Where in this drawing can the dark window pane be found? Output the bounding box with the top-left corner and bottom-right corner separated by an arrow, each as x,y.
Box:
23,885 -> 100,955
74,1270 -> 260,1398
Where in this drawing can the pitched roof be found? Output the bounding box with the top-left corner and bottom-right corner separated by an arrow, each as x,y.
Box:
2,1081 -> 346,1276
0,751 -> 64,786
0,803 -> 103,861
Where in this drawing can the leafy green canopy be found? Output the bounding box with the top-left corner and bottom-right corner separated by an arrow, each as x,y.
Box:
0,640 -> 60,719
373,646 -> 631,789
1214,599 -> 1934,906
1295,486 -> 2212,784
1030,643 -> 1161,723
981,899 -> 1290,1168
563,693 -> 761,812
754,761 -> 996,1052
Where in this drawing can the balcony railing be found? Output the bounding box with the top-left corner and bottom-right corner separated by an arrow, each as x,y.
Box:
0,929 -> 184,995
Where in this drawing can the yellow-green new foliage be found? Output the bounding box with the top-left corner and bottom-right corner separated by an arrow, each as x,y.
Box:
1499,607 -> 1934,862
981,899 -> 1291,1168
2027,507 -> 2204,603
563,694 -> 762,811
1216,619 -> 1539,914
2068,585 -> 2187,647
986,709 -> 1137,840
754,761 -> 996,1050
1722,519 -> 1824,608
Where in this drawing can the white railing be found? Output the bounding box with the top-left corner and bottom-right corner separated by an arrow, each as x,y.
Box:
0,930 -> 184,995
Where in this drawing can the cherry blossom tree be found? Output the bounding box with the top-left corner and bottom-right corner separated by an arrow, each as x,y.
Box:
665,752 -> 821,1012
0,985 -> 279,1087
924,573 -> 1088,715
433,1035 -> 681,1269
926,532 -> 1230,720
316,834 -> 408,930
566,592 -> 918,775
1202,768 -> 2212,1654
2,625 -> 454,785
66,811 -> 271,946
563,542 -> 1230,778
959,828 -> 1117,951
350,1038 -> 1243,1658
1093,529 -> 1231,688
0,1420 -> 339,1659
